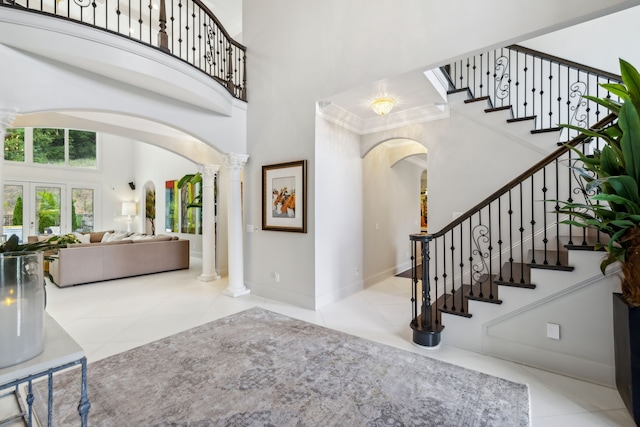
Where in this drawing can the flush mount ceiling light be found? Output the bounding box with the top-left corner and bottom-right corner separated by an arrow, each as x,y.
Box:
371,97 -> 395,116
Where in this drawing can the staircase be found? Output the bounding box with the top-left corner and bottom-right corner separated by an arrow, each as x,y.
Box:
410,45 -> 623,384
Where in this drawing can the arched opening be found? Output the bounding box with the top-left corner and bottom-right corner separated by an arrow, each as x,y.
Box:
362,138 -> 427,282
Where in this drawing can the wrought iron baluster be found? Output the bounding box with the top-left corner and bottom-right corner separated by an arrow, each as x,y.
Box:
488,206 -> 494,299
498,196 -> 504,281
530,175 -> 537,264
468,218 -> 473,297
542,166 -> 549,264
450,229 -> 456,312
434,241 -> 440,327
519,182 -> 525,281
442,233 -> 448,310
459,223 -> 464,314
508,189 -> 514,282
555,158 -> 561,265
567,148 -> 574,245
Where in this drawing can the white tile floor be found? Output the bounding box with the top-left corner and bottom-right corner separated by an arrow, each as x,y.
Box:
43,260 -> 635,427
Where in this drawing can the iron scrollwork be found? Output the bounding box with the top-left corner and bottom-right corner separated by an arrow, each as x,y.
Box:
494,55 -> 510,101
73,0 -> 92,7
471,224 -> 490,283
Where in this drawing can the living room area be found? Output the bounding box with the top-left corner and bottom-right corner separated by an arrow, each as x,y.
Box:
2,127 -> 228,278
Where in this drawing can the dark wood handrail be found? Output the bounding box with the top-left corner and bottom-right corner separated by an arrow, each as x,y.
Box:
508,45 -> 621,82
430,113 -> 617,238
190,0 -> 245,52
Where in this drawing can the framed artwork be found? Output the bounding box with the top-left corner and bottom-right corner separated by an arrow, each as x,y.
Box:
165,180 -> 179,232
262,160 -> 307,233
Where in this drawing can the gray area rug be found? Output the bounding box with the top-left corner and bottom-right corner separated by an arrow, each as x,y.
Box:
34,307 -> 529,426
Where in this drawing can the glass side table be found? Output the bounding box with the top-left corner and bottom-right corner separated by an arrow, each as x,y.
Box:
0,314 -> 90,426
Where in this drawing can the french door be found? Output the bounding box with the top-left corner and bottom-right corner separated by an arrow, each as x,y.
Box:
3,181 -> 97,242
30,183 -> 65,237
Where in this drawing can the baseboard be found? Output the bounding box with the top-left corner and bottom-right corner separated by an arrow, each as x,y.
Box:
482,334 -> 615,387
247,281 -> 316,311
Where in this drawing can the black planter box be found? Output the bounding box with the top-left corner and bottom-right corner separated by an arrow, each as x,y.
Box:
613,292 -> 640,423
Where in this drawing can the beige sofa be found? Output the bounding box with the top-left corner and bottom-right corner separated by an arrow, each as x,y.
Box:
43,234 -> 190,287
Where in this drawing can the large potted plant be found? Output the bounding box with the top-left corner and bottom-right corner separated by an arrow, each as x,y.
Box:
557,59 -> 640,423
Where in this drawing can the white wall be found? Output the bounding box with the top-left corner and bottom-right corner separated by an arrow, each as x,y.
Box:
362,144 -> 423,284
521,5 -> 640,76
315,117 -> 363,308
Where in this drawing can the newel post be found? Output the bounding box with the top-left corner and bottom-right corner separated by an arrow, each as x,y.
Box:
409,233 -> 442,347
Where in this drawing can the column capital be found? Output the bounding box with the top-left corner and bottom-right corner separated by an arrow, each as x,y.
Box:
198,164 -> 221,178
224,153 -> 249,172
0,109 -> 17,130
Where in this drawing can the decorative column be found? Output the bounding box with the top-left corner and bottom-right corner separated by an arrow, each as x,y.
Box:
197,164 -> 221,282
0,110 -> 17,241
223,153 -> 250,297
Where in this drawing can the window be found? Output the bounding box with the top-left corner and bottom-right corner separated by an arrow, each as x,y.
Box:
4,128 -> 25,162
4,127 -> 97,168
33,128 -> 65,165
71,188 -> 94,232
69,130 -> 97,168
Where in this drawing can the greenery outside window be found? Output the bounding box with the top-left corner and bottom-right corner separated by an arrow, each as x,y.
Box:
71,188 -> 94,232
33,128 -> 65,165
4,127 -> 97,168
4,128 -> 25,162
69,130 -> 97,168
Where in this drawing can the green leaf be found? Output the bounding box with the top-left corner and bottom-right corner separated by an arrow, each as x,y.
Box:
620,59 -> 640,115
604,175 -> 640,206
619,101 -> 640,185
599,145 -> 624,176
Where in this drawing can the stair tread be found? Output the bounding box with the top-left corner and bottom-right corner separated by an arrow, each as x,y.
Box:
465,275 -> 502,304
528,249 -> 574,271
507,116 -> 536,123
485,105 -> 512,113
447,88 -> 471,95
495,262 -> 535,288
437,285 -> 472,318
558,234 -> 609,251
531,127 -> 561,134
464,96 -> 490,104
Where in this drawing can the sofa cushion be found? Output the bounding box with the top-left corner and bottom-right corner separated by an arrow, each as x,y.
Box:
89,230 -> 114,243
69,240 -> 134,248
132,235 -> 173,242
101,231 -> 129,242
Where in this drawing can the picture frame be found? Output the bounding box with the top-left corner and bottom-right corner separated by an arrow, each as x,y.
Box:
262,160 -> 307,233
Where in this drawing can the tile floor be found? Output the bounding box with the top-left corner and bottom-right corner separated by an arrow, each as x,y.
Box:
43,260 -> 635,427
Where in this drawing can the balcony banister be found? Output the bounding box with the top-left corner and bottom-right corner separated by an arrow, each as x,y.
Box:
0,0 -> 247,101
507,44 -> 622,82
430,113 -> 616,238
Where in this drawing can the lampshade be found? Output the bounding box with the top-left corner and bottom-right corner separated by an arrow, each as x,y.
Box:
371,97 -> 395,116
121,201 -> 137,216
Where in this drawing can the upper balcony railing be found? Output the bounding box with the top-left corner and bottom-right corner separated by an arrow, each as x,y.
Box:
1,0 -> 247,101
445,45 -> 621,143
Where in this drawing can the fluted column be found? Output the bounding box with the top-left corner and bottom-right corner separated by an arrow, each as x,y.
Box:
0,110 -> 17,240
197,164 -> 221,282
223,153 -> 250,297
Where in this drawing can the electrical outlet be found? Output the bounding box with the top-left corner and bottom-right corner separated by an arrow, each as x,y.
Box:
355,268 -> 360,276
547,323 -> 560,340
274,272 -> 280,282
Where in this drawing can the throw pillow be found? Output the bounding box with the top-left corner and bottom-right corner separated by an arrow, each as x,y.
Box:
72,232 -> 91,244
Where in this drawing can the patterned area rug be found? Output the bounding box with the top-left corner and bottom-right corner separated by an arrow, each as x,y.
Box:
34,307 -> 529,426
